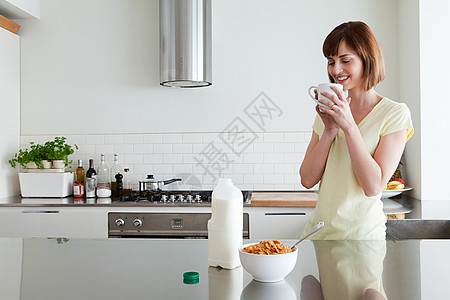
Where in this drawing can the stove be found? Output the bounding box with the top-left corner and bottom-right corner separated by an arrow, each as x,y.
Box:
109,190 -> 250,239
114,190 -> 250,205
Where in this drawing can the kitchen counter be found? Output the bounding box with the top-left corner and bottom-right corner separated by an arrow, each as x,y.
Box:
0,237 -> 448,300
0,195 -> 251,207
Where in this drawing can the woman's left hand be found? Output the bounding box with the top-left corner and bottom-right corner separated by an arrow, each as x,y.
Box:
318,86 -> 355,132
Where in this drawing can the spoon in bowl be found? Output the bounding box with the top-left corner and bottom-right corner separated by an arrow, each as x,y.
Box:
290,221 -> 325,250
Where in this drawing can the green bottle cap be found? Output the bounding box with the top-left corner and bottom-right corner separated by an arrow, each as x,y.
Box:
183,271 -> 199,284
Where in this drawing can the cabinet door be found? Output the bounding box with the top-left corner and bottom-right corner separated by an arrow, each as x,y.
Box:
247,207 -> 313,240
0,208 -> 107,238
0,27 -> 20,198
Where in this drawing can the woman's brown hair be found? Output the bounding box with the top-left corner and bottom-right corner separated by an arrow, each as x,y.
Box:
323,21 -> 385,91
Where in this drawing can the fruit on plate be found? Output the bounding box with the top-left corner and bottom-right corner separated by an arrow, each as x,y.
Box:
386,179 -> 405,190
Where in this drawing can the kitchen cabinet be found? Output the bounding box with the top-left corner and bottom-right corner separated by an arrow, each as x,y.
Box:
0,207 -> 107,238
0,0 -> 40,19
0,26 -> 20,198
247,207 -> 314,240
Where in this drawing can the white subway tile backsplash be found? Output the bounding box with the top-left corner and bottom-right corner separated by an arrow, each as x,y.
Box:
143,154 -> 163,164
284,153 -> 302,164
23,131 -> 311,191
105,135 -> 124,144
66,135 -> 86,146
173,144 -> 192,154
173,164 -> 193,174
284,174 -> 301,184
253,143 -> 274,153
253,184 -> 275,191
233,164 -> 253,174
144,134 -> 163,143
95,144 -> 115,154
133,164 -> 154,175
124,134 -> 143,144
114,144 -> 134,154
154,144 -> 172,153
263,153 -> 284,163
163,134 -> 183,143
263,132 -> 284,143
274,164 -> 295,174
163,154 -> 183,164
123,154 -> 144,164
263,174 -> 284,184
243,153 -> 264,164
274,143 -> 295,153
244,174 -> 263,184
183,154 -> 198,164
294,143 -> 308,153
86,135 -> 105,144
20,136 -> 30,145
76,144 -> 96,155
183,133 -> 202,143
153,164 -> 173,174
254,164 -> 273,174
133,144 -> 153,154
284,132 -> 305,143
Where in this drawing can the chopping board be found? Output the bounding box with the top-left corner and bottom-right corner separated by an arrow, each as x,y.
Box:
250,192 -> 318,207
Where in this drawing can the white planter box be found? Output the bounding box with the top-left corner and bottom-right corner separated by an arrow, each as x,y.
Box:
18,172 -> 73,198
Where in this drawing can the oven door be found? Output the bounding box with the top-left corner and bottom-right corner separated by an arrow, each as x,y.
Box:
108,213 -> 249,239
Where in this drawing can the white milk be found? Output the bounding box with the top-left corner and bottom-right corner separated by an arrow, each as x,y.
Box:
208,178 -> 243,269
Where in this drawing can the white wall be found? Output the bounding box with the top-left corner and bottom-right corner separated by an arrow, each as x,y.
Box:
17,0 -> 399,135
397,0 -> 421,199
0,27 -> 20,198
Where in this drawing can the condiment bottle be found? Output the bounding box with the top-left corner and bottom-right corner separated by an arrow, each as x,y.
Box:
208,178 -> 243,269
74,159 -> 85,195
96,154 -> 111,197
85,159 -> 97,198
110,153 -> 122,196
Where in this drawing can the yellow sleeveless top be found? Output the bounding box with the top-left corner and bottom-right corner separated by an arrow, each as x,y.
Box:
303,98 -> 414,240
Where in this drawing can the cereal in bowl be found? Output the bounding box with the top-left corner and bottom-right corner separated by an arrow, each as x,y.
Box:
242,239 -> 292,255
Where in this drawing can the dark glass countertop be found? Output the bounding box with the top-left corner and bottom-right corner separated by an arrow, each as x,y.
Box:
1,238 -> 448,300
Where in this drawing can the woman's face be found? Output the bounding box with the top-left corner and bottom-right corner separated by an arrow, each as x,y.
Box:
327,41 -> 364,91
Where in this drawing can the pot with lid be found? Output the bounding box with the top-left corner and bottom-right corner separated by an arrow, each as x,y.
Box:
139,175 -> 182,193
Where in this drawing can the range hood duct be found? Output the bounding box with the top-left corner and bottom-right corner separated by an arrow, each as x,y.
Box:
160,0 -> 212,88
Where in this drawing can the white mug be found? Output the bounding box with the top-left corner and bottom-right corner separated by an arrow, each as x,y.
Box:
308,83 -> 348,109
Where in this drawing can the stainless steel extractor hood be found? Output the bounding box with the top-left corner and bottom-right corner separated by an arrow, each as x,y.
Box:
160,0 -> 212,88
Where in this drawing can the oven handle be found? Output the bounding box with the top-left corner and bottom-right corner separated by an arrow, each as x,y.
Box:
22,210 -> 60,214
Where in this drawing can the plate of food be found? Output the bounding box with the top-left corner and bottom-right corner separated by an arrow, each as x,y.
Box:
382,178 -> 412,198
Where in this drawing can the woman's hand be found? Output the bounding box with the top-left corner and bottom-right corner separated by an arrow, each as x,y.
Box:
318,86 -> 355,132
313,89 -> 339,136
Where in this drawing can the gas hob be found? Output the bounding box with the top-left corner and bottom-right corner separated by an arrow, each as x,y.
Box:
114,190 -> 250,205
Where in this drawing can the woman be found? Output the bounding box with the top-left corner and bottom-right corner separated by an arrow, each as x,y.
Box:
300,21 -> 413,240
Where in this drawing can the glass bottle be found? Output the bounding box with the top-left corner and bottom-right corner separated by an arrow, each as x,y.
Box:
74,159 -> 86,184
110,153 -> 122,196
85,159 -> 97,198
73,160 -> 86,197
96,154 -> 111,197
123,167 -> 132,195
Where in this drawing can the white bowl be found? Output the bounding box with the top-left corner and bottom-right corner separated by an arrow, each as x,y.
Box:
238,242 -> 298,283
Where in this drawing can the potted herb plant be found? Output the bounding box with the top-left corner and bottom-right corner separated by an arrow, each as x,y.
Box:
9,137 -> 78,170
10,137 -> 78,198
44,137 -> 78,168
9,142 -> 50,169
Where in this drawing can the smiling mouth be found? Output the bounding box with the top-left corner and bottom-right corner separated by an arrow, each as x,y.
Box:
336,76 -> 349,83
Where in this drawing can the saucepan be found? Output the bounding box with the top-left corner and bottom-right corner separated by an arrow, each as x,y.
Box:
139,175 -> 182,192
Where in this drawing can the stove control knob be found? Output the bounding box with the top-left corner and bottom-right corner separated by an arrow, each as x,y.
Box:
161,195 -> 168,202
186,195 -> 194,202
178,194 -> 185,202
195,195 -> 202,202
169,195 -> 176,202
115,218 -> 125,227
133,219 -> 143,228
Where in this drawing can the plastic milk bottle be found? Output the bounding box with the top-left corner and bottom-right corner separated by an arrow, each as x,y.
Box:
208,178 -> 243,269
